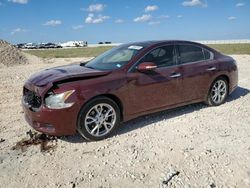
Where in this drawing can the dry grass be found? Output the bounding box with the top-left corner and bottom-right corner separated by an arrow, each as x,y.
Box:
25,46 -> 113,58
25,43 -> 250,58
208,43 -> 250,55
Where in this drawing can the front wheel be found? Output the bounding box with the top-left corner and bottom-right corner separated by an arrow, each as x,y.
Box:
207,77 -> 228,106
77,97 -> 120,141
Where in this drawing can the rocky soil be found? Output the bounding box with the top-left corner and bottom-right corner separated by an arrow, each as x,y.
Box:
0,54 -> 250,188
0,40 -> 28,67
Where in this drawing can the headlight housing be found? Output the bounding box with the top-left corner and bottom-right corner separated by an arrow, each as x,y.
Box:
45,90 -> 75,109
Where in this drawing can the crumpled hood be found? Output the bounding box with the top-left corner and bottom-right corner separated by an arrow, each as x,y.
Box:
27,64 -> 111,87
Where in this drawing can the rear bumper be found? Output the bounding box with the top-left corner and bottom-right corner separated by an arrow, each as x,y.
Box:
229,65 -> 238,94
22,99 -> 77,136
229,84 -> 238,95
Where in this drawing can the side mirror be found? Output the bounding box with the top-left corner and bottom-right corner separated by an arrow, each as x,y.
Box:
137,62 -> 157,72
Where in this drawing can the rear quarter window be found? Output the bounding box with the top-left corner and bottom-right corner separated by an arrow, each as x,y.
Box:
203,49 -> 213,60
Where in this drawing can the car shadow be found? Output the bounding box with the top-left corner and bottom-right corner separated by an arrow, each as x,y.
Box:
60,86 -> 249,143
226,86 -> 250,102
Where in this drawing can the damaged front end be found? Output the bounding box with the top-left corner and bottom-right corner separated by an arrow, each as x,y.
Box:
23,64 -> 111,111
22,81 -> 80,136
21,64 -> 111,136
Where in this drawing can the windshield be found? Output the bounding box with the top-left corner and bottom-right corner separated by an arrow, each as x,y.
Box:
84,44 -> 144,70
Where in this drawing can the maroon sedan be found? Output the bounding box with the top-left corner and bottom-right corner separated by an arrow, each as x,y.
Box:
22,40 -> 238,140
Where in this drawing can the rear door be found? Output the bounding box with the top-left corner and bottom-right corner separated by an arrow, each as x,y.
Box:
176,43 -> 217,102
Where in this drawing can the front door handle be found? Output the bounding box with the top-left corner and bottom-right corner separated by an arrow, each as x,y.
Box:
207,67 -> 216,71
170,73 -> 181,78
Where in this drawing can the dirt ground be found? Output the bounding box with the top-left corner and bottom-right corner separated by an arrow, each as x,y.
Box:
0,54 -> 250,188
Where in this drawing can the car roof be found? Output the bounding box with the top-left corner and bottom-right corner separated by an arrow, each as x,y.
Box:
125,40 -> 204,47
126,40 -> 220,54
117,40 -> 219,55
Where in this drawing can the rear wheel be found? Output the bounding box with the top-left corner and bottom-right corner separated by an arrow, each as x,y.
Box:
207,77 -> 228,106
77,97 -> 120,141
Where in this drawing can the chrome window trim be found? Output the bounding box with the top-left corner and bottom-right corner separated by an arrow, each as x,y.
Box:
176,59 -> 209,66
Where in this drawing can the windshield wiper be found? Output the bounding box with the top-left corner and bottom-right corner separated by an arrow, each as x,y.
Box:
84,65 -> 95,70
80,62 -> 95,69
80,62 -> 88,66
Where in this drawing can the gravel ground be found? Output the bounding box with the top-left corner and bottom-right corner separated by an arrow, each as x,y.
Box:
0,54 -> 250,188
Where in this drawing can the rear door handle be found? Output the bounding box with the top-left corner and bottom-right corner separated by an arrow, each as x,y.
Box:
207,67 -> 216,71
170,73 -> 181,78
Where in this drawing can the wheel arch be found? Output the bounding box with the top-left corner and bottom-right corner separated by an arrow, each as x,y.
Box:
208,74 -> 230,94
100,94 -> 124,121
217,74 -> 230,85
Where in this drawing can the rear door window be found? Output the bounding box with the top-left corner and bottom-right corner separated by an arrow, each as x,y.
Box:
177,44 -> 204,64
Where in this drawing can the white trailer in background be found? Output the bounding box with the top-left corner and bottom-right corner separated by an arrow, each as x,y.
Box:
60,41 -> 87,48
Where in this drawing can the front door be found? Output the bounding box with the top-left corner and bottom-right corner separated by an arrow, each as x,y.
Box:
126,45 -> 183,115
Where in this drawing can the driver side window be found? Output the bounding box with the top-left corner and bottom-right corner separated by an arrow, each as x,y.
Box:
140,45 -> 176,68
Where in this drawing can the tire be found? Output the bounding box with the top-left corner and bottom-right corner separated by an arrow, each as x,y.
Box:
77,97 -> 121,141
207,77 -> 229,106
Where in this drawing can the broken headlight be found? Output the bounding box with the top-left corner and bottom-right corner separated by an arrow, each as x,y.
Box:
45,90 -> 75,109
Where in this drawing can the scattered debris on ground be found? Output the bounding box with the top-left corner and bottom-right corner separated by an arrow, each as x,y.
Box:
162,169 -> 180,186
0,39 -> 28,67
0,138 -> 5,143
209,183 -> 216,188
12,130 -> 57,152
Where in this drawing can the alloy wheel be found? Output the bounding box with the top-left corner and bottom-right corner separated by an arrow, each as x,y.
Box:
211,80 -> 227,104
84,103 -> 116,137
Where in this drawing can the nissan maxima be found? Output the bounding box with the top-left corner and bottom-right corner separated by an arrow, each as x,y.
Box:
22,40 -> 238,141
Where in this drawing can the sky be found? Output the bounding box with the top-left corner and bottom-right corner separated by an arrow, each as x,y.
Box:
0,0 -> 249,44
